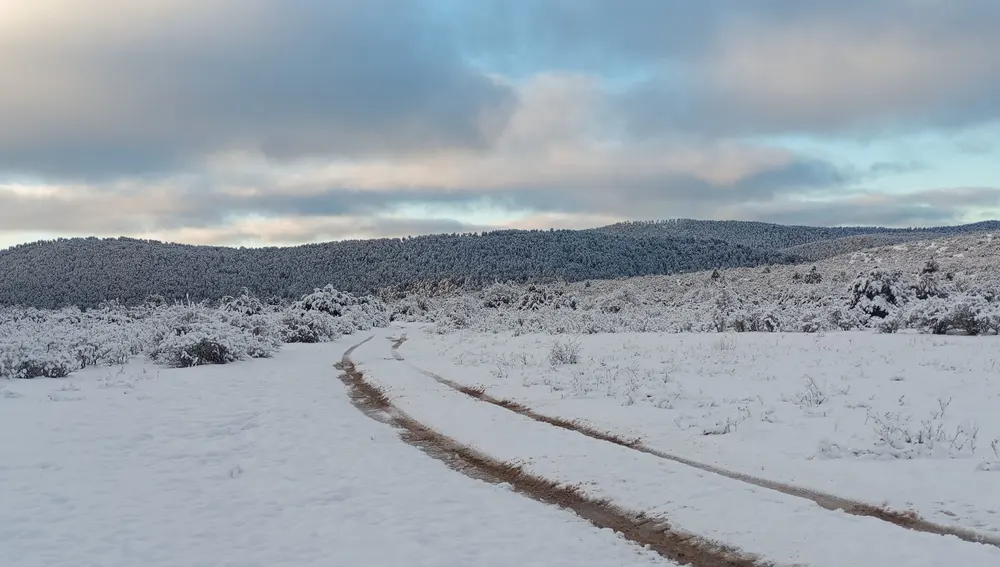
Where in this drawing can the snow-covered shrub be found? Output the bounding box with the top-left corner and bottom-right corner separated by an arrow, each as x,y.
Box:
389,296 -> 433,322
827,307 -> 865,331
148,307 -> 280,368
279,310 -> 344,343
289,285 -> 389,335
912,272 -> 946,300
341,301 -> 390,331
0,343 -> 74,379
270,285 -> 391,339
748,305 -> 782,332
793,309 -> 829,333
482,283 -> 521,309
905,297 -> 953,335
548,338 -> 581,365
596,287 -> 639,314
295,285 -> 360,316
432,295 -> 483,331
907,294 -> 992,335
219,287 -> 265,316
849,268 -> 906,320
876,311 -> 905,334
947,295 -> 991,335
864,408 -> 979,459
819,402 -> 981,461
803,266 -> 822,284
785,376 -> 828,408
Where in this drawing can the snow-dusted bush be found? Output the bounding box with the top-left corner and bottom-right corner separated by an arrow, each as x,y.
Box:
0,342 -> 74,379
219,287 -> 266,316
803,266 -> 822,284
0,284 -> 395,378
389,296 -> 434,322
906,294 -> 993,335
912,271 -> 946,300
290,285 -> 390,335
148,306 -> 281,368
431,295 -> 484,332
849,268 -> 906,320
596,287 -> 639,314
0,304 -> 151,379
548,338 -> 581,365
279,309 -> 344,343
296,285 -> 362,316
864,408 -> 979,459
819,407 -> 981,461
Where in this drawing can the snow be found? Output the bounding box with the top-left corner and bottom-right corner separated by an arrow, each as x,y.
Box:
397,326 -> 1000,539
6,282 -> 1000,565
0,340 -> 667,567
351,330 -> 1000,565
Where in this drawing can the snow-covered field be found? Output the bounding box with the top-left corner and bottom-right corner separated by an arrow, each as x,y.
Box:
6,234 -> 1000,565
5,322 -> 1000,565
397,326 -> 1000,539
0,340 -> 668,567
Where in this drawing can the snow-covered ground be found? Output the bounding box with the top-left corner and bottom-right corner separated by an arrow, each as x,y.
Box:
0,340 -> 667,567
6,319 -> 1000,566
350,329 -> 1000,566
397,326 -> 1000,538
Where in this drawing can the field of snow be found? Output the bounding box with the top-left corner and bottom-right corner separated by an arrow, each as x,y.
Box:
396,326 -> 1000,539
0,340 -> 668,567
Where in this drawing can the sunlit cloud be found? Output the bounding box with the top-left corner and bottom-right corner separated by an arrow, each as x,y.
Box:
2,0 -> 999,246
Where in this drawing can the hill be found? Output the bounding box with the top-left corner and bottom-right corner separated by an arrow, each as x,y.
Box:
0,229 -> 791,308
601,219 -> 1000,257
3,219 -> 998,309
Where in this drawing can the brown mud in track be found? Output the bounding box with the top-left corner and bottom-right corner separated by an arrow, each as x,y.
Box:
388,337 -> 1000,550
340,336 -> 770,567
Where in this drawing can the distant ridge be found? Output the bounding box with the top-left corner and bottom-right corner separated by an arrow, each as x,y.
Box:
600,219 -> 1000,253
1,219 -> 997,308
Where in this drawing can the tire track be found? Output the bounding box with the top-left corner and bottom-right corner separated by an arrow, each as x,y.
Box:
339,336 -> 770,567
388,336 -> 1000,549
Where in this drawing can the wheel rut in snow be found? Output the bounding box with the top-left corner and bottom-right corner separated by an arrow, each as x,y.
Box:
389,336 -> 1000,550
339,337 -> 769,567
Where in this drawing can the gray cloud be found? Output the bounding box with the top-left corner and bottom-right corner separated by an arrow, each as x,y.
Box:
0,1 -> 515,178
2,1 -> 998,245
457,0 -> 1000,137
0,154 -> 854,236
728,187 -> 1000,228
184,217 -> 493,246
7,0 -> 1000,182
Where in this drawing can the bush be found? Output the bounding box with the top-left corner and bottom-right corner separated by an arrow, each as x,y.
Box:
548,338 -> 581,365
907,295 -> 991,335
803,266 -> 822,284
0,344 -> 74,379
279,310 -> 344,343
219,288 -> 265,316
849,268 -> 905,320
296,285 -> 360,316
148,308 -> 280,368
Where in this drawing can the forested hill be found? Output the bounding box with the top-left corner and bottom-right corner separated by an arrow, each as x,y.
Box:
0,229 -> 793,308
4,219 -> 998,308
602,219 -> 1000,252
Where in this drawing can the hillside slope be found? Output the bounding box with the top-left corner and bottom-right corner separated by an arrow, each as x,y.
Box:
0,230 -> 791,308
601,219 -> 1000,257
4,219 -> 998,309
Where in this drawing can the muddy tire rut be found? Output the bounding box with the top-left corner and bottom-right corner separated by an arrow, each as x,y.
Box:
340,337 -> 769,567
388,337 -> 1000,550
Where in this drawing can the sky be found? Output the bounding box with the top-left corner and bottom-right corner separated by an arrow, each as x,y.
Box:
2,0 -> 1000,248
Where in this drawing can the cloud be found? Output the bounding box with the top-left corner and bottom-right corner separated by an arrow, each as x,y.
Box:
0,0 -> 515,178
1,1 -> 998,246
456,0 -> 1000,137
7,0 -> 1000,181
722,187 -> 1000,227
